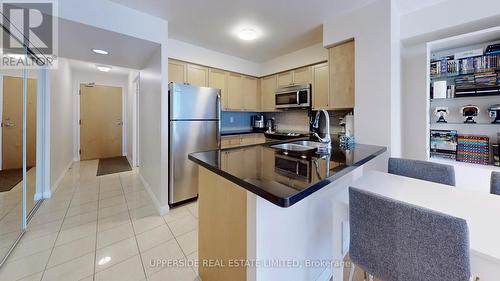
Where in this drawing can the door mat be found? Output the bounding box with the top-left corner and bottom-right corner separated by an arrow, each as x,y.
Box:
97,156 -> 132,176
0,168 -> 24,192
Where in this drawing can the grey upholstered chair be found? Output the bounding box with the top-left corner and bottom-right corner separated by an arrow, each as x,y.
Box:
388,157 -> 456,186
491,171 -> 500,195
348,187 -> 471,281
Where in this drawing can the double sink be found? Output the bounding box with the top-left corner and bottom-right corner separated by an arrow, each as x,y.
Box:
271,140 -> 330,153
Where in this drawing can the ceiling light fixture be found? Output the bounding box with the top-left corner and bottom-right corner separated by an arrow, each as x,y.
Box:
92,48 -> 109,55
238,28 -> 258,41
96,65 -> 112,72
98,256 -> 111,266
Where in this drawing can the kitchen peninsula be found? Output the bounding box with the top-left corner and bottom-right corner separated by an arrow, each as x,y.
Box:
189,136 -> 386,281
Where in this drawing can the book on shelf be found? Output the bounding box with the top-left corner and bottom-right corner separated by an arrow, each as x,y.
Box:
430,54 -> 500,78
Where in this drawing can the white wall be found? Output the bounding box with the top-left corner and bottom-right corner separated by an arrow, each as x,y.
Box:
260,43 -> 328,76
138,47 -> 168,213
401,0 -> 500,42
71,68 -> 130,160
169,38 -> 261,76
323,0 -> 400,158
127,70 -> 139,166
49,58 -> 74,193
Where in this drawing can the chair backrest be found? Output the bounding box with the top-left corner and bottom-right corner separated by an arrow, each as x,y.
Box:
491,171 -> 500,195
349,187 -> 470,281
388,157 -> 456,186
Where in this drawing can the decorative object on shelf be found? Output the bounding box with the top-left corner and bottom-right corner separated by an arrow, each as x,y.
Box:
485,43 -> 500,55
460,105 -> 480,123
433,106 -> 449,123
488,104 -> 500,124
433,81 -> 447,99
447,85 -> 455,98
492,144 -> 500,167
430,130 -> 457,160
457,135 -> 489,165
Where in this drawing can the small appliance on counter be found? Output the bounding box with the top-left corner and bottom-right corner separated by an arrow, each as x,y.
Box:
488,104 -> 500,124
461,105 -> 479,124
434,106 -> 449,123
252,115 -> 265,130
266,118 -> 276,134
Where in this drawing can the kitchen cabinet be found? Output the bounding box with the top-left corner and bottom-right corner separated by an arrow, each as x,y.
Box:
227,73 -> 244,110
260,75 -> 277,112
329,40 -> 355,109
221,133 -> 266,149
209,68 -> 228,110
187,64 -> 209,87
292,66 -> 312,85
242,76 -> 260,111
277,71 -> 293,88
168,59 -> 186,83
312,62 -> 329,110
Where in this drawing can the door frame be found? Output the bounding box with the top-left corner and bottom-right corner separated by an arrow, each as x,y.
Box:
75,82 -> 126,161
132,73 -> 140,167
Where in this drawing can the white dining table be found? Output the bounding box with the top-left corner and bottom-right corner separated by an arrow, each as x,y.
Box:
350,170 -> 500,280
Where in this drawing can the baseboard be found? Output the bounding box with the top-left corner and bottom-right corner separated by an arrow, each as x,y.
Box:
138,172 -> 170,216
47,160 -> 73,198
315,267 -> 332,281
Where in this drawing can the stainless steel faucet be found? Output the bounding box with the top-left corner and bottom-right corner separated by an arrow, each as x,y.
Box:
312,109 -> 331,144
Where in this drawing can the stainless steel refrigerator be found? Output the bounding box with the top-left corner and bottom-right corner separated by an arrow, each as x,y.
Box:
168,83 -> 220,205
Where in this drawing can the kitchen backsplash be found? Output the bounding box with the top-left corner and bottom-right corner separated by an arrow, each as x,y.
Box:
221,111 -> 257,132
222,109 -> 353,135
265,109 -> 352,134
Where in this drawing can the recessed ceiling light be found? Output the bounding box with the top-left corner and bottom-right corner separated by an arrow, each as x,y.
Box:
98,256 -> 111,266
238,28 -> 258,41
92,48 -> 109,55
96,65 -> 112,72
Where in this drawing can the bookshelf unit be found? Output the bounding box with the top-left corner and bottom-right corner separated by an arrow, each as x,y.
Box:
426,28 -> 500,169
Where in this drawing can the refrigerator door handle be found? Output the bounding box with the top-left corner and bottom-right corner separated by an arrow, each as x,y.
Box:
216,93 -> 221,149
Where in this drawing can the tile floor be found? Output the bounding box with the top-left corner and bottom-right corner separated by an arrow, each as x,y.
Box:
0,161 -> 200,281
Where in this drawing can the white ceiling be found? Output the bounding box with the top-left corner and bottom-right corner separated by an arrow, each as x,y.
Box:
58,18 -> 161,70
396,0 -> 448,15
108,0 -> 448,63
109,0 -> 377,62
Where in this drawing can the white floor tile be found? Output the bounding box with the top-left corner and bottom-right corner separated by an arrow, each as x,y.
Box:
167,214 -> 198,237
140,239 -> 185,277
176,230 -> 198,256
95,237 -> 139,272
135,224 -> 174,252
0,249 -> 51,280
9,233 -> 58,262
97,222 -> 134,249
97,211 -> 131,233
47,235 -> 96,268
147,266 -> 198,281
94,255 -> 145,281
55,222 -> 96,246
162,206 -> 191,223
41,253 -> 95,281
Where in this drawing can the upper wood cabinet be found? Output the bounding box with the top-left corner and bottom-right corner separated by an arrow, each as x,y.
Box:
329,40 -> 355,109
227,73 -> 244,110
277,71 -> 293,88
168,59 -> 186,84
293,66 -> 312,85
242,76 -> 260,111
260,75 -> 277,112
312,62 -> 329,110
209,68 -> 228,110
187,64 -> 209,87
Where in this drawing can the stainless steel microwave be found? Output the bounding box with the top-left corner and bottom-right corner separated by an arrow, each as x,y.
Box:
275,84 -> 311,109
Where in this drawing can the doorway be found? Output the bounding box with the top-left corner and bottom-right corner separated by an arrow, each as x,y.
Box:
79,84 -> 123,160
2,76 -> 37,170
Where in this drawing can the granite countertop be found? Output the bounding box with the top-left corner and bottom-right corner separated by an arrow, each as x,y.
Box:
189,136 -> 386,207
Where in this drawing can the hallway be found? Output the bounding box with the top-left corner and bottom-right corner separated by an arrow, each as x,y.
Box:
0,161 -> 199,281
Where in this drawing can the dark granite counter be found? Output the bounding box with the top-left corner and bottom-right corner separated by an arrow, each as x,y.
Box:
189,136 -> 386,207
